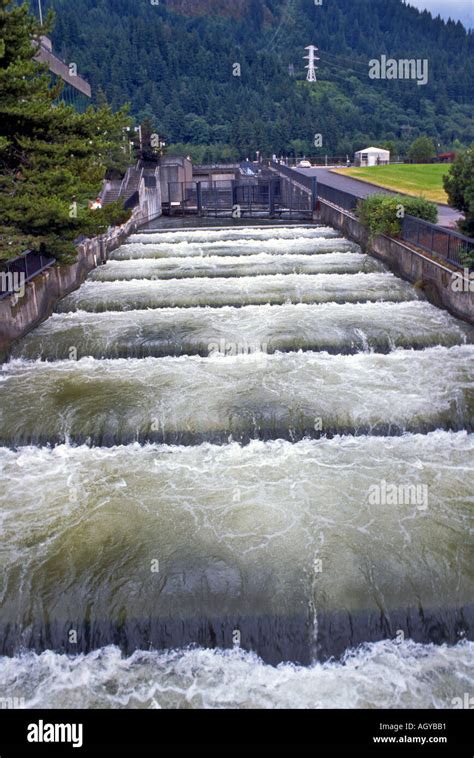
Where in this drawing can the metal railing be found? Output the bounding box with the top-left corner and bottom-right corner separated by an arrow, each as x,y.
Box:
400,216 -> 474,267
0,250 -> 55,299
161,178 -> 313,218
272,161 -> 356,212
271,161 -> 474,268
271,161 -> 313,191
194,164 -> 240,171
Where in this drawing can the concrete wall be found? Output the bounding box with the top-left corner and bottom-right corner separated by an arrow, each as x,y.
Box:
160,157 -> 193,204
0,202 -> 161,360
140,172 -> 162,220
317,200 -> 474,325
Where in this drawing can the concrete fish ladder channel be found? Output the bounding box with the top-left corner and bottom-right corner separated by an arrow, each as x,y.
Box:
1,224 -> 473,689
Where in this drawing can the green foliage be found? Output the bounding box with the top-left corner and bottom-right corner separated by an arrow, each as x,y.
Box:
407,136 -> 436,163
357,194 -> 438,242
132,116 -> 160,164
401,196 -> 438,224
0,0 -> 132,262
459,248 -> 474,269
357,195 -> 403,242
443,146 -> 474,237
166,142 -> 239,163
44,0 -> 474,160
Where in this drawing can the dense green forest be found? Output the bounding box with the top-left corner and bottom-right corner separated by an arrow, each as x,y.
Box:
44,0 -> 474,161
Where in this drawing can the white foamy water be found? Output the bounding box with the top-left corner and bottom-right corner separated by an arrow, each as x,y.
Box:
90,252 -> 380,281
112,236 -> 355,260
56,273 -> 418,313
1,347 -> 472,444
13,301 -> 474,361
0,641 -> 472,709
128,225 -> 339,245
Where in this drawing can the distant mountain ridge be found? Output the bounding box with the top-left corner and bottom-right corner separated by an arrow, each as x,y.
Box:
46,0 -> 474,161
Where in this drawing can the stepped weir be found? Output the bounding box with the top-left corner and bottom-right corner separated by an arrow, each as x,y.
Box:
0,222 -> 473,708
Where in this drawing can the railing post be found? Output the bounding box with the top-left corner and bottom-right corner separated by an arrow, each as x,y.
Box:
269,178 -> 275,217
196,182 -> 202,216
311,176 -> 318,212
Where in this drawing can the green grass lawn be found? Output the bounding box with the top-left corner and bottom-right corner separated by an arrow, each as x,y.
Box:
332,164 -> 450,204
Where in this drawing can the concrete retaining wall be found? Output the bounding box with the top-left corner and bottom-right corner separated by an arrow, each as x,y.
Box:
317,200 -> 474,325
0,203 -> 161,359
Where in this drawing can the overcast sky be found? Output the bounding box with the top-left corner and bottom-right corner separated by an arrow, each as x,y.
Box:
406,0 -> 474,29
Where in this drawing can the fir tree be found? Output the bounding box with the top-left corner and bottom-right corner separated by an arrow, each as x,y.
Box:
0,0 -> 131,262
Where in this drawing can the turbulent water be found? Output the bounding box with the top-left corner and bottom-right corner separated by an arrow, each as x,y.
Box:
1,224 -> 473,709
56,272 -> 419,312
1,348 -> 473,445
89,252 -> 383,281
13,301 -> 474,361
0,642 -> 472,709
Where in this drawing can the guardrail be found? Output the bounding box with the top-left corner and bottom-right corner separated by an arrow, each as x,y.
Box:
195,164 -> 240,171
271,161 -> 474,268
400,216 -> 474,268
0,250 -> 55,300
271,161 -> 313,191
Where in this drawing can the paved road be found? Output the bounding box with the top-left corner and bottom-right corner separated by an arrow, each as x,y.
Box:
296,167 -> 462,229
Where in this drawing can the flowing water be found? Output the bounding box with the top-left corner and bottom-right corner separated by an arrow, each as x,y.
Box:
1,224 -> 473,709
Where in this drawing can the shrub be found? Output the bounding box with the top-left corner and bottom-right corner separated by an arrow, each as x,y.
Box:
357,194 -> 438,243
459,247 -> 474,270
401,196 -> 438,224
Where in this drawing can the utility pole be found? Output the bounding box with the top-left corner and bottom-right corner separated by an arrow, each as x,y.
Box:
38,0 -> 43,25
304,45 -> 319,83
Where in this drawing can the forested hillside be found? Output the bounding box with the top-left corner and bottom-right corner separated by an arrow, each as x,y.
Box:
45,0 -> 474,161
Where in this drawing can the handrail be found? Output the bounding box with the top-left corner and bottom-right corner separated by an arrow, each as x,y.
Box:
119,167 -> 132,197
400,215 -> 474,267
0,250 -> 55,300
270,161 -> 313,191
270,161 -> 474,266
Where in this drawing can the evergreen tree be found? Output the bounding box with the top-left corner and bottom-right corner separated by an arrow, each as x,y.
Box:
0,0 -> 131,262
133,116 -> 163,164
443,146 -> 474,236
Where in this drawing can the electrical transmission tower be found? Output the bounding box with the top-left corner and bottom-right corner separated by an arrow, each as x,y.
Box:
304,45 -> 320,82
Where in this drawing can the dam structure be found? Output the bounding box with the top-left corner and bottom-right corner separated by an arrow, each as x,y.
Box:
0,222 -> 473,708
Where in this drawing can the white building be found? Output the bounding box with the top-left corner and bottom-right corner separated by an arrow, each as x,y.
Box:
354,146 -> 390,167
